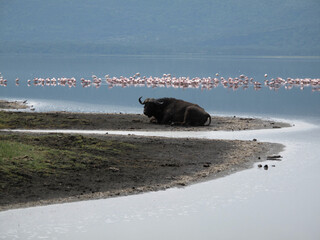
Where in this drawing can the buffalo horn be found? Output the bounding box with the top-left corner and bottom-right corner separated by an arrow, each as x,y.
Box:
139,97 -> 163,105
138,96 -> 144,105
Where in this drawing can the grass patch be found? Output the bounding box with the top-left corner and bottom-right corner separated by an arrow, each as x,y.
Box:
0,134 -> 140,191
0,140 -> 48,169
0,140 -> 51,188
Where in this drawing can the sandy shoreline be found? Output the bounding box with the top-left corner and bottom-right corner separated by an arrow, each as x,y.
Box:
0,101 -> 289,211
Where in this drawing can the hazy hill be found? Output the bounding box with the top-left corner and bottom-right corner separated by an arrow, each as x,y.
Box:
0,0 -> 319,55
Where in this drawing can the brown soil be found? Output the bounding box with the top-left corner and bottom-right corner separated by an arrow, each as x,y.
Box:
0,111 -> 290,131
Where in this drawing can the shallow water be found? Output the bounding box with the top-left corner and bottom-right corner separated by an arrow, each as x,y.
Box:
1,115 -> 320,240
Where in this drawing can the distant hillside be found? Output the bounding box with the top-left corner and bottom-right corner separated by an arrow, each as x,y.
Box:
0,0 -> 319,55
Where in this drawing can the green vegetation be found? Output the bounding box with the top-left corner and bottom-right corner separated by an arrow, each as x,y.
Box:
0,140 -> 46,169
0,134 -> 137,190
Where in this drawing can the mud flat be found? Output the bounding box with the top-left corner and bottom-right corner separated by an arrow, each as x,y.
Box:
0,104 -> 290,211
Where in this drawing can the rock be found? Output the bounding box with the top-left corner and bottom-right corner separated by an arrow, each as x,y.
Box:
108,167 -> 120,172
253,138 -> 257,142
161,163 -> 179,167
264,165 -> 269,170
267,155 -> 282,160
258,164 -> 263,168
203,163 -> 210,168
178,182 -> 187,186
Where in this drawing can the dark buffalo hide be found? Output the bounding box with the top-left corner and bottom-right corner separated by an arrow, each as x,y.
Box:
139,97 -> 211,126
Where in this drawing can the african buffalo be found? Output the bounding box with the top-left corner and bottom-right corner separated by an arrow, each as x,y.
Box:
138,97 -> 211,126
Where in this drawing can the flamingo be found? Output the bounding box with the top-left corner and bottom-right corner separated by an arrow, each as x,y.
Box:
3,72 -> 319,92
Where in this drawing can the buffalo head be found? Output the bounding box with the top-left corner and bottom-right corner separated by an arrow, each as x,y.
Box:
138,96 -> 163,117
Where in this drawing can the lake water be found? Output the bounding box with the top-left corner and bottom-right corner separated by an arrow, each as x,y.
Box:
0,55 -> 320,239
1,55 -> 319,117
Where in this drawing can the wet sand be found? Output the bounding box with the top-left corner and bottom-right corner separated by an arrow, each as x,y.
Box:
0,101 -> 290,211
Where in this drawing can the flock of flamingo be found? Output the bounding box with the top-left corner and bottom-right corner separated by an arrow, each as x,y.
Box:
1,72 -> 319,92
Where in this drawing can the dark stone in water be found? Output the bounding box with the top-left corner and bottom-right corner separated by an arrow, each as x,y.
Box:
267,155 -> 282,160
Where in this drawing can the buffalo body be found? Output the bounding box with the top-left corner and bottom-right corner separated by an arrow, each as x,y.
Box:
139,97 -> 211,126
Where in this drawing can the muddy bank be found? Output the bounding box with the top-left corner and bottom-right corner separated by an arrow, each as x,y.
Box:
0,100 -> 29,110
0,102 -> 289,211
0,132 -> 283,211
0,111 -> 290,131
